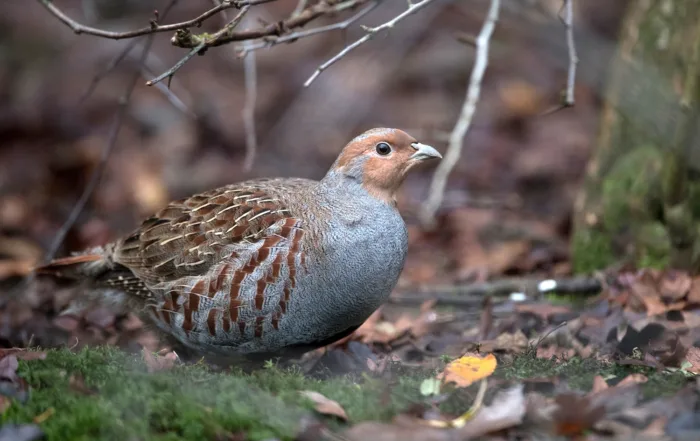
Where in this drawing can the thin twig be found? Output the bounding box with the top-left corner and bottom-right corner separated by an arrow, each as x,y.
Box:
79,39 -> 140,103
37,0 -> 272,39
242,2 -> 378,53
292,0 -> 309,17
146,6 -> 250,86
560,0 -> 577,106
42,17 -> 170,263
303,0 -> 436,87
171,0 -> 371,48
146,42 -> 207,86
242,43 -> 258,171
419,0 -> 500,227
140,66 -> 194,117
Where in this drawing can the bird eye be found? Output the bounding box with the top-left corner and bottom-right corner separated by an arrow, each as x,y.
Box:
375,142 -> 392,156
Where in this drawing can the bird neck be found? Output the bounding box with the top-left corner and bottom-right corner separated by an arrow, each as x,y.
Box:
321,169 -> 398,207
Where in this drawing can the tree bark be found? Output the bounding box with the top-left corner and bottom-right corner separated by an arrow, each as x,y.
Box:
572,0 -> 700,273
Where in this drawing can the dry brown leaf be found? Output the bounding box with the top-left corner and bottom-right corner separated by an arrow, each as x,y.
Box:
617,373 -> 648,386
684,347 -> 700,374
591,375 -> 609,393
536,346 -> 575,360
660,270 -> 691,301
552,393 -> 605,436
0,349 -> 46,362
142,348 -> 177,373
300,391 -> 348,421
479,330 -> 529,353
437,352 -> 497,387
688,279 -> 700,304
641,416 -> 668,436
629,272 -> 669,316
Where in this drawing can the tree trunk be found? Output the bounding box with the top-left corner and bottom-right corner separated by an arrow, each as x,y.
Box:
572,0 -> 700,274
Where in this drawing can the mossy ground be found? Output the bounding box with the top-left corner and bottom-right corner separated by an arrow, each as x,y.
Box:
2,347 -> 692,440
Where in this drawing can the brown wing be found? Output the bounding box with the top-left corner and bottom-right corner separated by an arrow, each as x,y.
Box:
115,182 -> 300,283
112,181 -> 309,342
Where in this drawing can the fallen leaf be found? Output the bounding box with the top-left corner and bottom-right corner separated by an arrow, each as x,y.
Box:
660,270 -> 691,301
437,353 -> 497,387
552,393 -> 606,436
0,356 -> 19,382
32,407 -> 54,424
300,391 -> 348,421
343,420 -> 451,441
0,349 -> 46,362
419,378 -> 441,396
642,416 -> 668,436
457,385 -> 526,438
684,347 -> 700,374
627,270 -> 685,316
688,279 -> 700,304
591,375 -> 609,393
617,373 -> 648,386
478,330 -> 529,353
142,348 -> 177,373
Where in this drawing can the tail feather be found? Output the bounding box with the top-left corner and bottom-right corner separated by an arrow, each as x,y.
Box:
34,254 -> 107,279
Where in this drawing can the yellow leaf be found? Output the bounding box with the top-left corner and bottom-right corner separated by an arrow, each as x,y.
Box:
437,353 -> 497,387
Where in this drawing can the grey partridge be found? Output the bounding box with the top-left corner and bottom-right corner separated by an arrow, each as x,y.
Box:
38,128 -> 441,360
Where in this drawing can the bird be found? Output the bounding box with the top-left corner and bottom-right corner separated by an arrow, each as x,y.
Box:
37,128 -> 442,362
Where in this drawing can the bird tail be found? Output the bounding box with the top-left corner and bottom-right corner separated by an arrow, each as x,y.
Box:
35,248 -> 137,315
35,253 -> 110,280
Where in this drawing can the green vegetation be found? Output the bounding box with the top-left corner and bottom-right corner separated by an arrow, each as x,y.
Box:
1,347 -> 692,440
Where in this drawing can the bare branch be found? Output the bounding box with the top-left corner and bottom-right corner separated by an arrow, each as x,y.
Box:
419,0 -> 500,227
560,0 -> 577,106
146,42 -> 206,86
171,0 -> 372,49
292,0 -> 309,18
147,6 -> 249,86
242,2 -> 378,53
37,0 -> 277,39
43,0 -> 180,263
303,0 -> 436,87
242,43 -> 258,171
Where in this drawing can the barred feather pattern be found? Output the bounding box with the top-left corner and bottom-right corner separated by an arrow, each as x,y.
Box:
112,179 -> 312,350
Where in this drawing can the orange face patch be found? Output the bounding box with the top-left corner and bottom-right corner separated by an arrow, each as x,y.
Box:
333,128 -> 427,204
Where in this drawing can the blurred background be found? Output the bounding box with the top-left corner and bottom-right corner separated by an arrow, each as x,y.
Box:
0,0 -> 628,352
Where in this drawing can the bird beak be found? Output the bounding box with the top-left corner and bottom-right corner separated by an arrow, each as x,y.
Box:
410,142 -> 442,161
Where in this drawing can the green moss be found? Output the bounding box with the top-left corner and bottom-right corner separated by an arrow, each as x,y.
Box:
636,221 -> 671,269
571,228 -> 615,274
4,347 -> 431,441
601,145 -> 663,232
3,347 -> 691,440
497,352 -> 691,398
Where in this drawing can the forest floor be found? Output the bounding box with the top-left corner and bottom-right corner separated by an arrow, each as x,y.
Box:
1,267 -> 699,441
